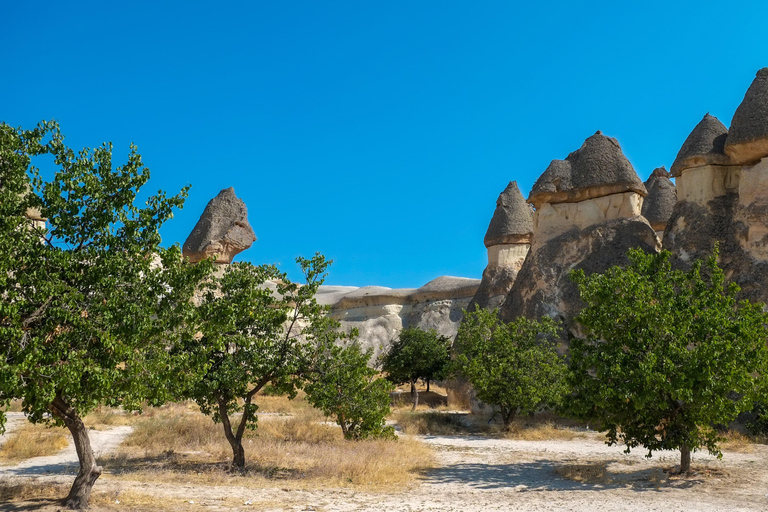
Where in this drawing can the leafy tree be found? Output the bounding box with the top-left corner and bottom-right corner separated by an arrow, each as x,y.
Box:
304,319 -> 395,440
382,328 -> 451,410
0,121 -> 210,508
452,309 -> 568,429
569,248 -> 768,473
182,255 -> 329,469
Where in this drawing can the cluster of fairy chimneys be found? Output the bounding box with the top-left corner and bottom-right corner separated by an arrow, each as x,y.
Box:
476,67 -> 768,314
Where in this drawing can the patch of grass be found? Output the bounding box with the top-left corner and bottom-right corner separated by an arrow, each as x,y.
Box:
255,390 -> 314,415
394,411 -> 475,435
0,423 -> 69,461
110,405 -> 435,489
555,462 -> 610,483
719,430 -> 758,453
83,406 -> 134,430
0,480 -> 69,502
2,399 -> 24,413
502,419 -> 582,441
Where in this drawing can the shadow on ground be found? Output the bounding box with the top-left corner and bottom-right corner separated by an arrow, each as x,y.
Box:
426,460 -> 704,492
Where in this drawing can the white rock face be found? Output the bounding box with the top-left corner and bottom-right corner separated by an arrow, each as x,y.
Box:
735,158 -> 768,261
319,277 -> 480,360
675,164 -> 741,205
487,243 -> 530,271
533,191 -> 644,246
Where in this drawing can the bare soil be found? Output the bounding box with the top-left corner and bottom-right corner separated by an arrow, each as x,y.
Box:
1,412 -> 767,511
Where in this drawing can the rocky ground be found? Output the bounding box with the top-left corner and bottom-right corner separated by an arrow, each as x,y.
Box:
1,413 -> 767,511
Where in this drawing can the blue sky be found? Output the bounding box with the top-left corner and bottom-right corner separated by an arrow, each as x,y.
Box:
3,1 -> 767,287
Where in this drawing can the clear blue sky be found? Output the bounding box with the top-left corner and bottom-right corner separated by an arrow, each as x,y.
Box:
3,1 -> 767,288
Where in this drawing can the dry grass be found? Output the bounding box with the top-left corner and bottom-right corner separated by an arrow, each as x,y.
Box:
394,411 -> 476,435
0,480 -> 69,502
108,403 -> 435,489
0,422 -> 69,461
502,419 -> 583,441
83,406 -> 135,430
719,430 -> 758,453
554,462 -> 610,483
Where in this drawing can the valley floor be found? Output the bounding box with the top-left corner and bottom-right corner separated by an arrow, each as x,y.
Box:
1,411 -> 767,511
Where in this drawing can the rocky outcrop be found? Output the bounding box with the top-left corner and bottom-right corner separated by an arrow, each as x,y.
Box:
641,167 -> 676,239
469,181 -> 533,310
182,188 -> 257,264
670,114 -> 730,176
318,276 -> 480,360
725,68 -> 768,165
500,132 -> 659,333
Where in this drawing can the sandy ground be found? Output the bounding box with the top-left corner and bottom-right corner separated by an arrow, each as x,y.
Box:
2,414 -> 767,511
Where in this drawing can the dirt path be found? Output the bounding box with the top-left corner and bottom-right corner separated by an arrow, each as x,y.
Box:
2,421 -> 767,511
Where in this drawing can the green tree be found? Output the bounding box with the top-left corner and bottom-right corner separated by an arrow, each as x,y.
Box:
452,309 -> 568,429
382,328 -> 451,410
304,319 -> 395,440
0,121 -> 210,509
569,248 -> 768,473
182,255 -> 328,469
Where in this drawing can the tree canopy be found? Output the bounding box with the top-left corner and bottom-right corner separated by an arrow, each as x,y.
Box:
0,121 -> 210,508
569,248 -> 768,473
453,308 -> 568,429
181,255 -> 330,469
382,327 -> 451,410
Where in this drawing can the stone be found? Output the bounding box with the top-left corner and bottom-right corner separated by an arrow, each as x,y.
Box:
483,181 -> 534,247
528,131 -> 647,209
321,276 -> 480,360
670,114 -> 730,177
500,217 -> 660,335
470,181 -> 534,311
182,187 -> 257,264
641,166 -> 677,234
725,68 -> 768,165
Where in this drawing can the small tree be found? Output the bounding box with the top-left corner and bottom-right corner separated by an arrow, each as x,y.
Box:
382,328 -> 451,410
0,121 -> 209,508
182,254 -> 328,469
569,248 -> 768,473
304,319 -> 395,440
452,309 -> 568,429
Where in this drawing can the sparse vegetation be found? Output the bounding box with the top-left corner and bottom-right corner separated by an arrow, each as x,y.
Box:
0,423 -> 69,461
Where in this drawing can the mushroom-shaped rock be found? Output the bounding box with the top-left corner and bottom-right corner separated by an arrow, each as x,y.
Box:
641,167 -> 677,232
182,187 -> 257,264
725,68 -> 768,165
484,181 -> 534,247
670,114 -> 730,177
528,132 -> 647,209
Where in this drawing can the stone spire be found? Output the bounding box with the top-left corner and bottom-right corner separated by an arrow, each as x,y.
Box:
528,131 -> 646,208
182,187 -> 257,264
483,181 -> 533,247
725,68 -> 768,165
641,166 -> 676,232
670,114 -> 730,177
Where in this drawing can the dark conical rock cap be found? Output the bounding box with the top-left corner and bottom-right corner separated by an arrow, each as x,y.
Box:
641,166 -> 677,230
725,67 -> 768,165
528,131 -> 646,208
670,114 -> 729,177
483,181 -> 534,247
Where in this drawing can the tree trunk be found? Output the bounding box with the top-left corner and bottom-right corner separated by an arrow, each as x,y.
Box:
679,445 -> 691,474
426,379 -> 430,393
410,379 -> 419,411
218,399 -> 245,469
50,396 -> 101,510
501,406 -> 516,431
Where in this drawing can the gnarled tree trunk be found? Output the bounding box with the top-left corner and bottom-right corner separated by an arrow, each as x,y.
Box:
410,378 -> 419,411
218,399 -> 245,469
50,396 -> 101,510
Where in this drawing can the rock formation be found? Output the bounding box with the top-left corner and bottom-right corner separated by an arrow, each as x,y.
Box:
317,276 -> 480,360
183,187 -> 257,264
641,166 -> 676,240
500,132 -> 659,333
469,181 -> 533,310
725,68 -> 768,165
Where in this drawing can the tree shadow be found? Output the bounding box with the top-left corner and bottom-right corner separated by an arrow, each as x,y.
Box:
426,460 -> 705,492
